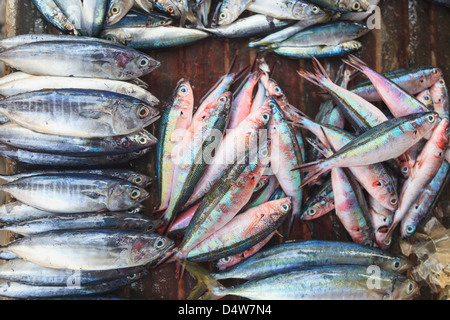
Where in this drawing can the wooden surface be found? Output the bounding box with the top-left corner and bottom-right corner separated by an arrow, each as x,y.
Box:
1,0 -> 449,300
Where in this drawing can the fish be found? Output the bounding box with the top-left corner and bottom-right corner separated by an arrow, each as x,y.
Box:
273,40 -> 362,59
53,0 -> 84,34
134,0 -> 153,13
184,197 -> 291,262
176,139 -> 272,257
344,55 -> 433,118
297,112 -> 438,187
212,240 -> 412,281
291,113 -> 398,211
0,39 -> 160,80
0,169 -> 153,188
247,0 -> 327,20
31,0 -> 79,34
430,77 -> 449,120
1,212 -> 162,236
0,89 -> 159,138
106,0 -> 136,25
367,195 -> 394,250
182,104 -> 272,209
0,259 -> 146,287
159,92 -> 232,232
350,66 -> 443,102
81,0 -> 110,37
187,262 -> 418,300
301,178 -> 334,220
101,26 -> 210,49
308,0 -> 370,12
416,89 -> 434,110
0,124 -> 157,155
156,79 -> 194,212
217,0 -> 254,26
384,118 -> 449,244
197,14 -> 295,38
0,174 -> 150,213
0,72 -> 159,106
0,230 -> 173,270
153,0 -> 196,25
400,160 -> 450,239
268,21 -> 370,49
103,9 -> 174,28
0,272 -> 147,299
0,144 -> 152,167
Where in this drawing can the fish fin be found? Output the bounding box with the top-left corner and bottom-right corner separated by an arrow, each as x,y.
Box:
81,189 -> 107,200
184,260 -> 226,300
342,54 -> 368,74
242,214 -> 264,238
306,137 -> 333,158
293,159 -> 331,188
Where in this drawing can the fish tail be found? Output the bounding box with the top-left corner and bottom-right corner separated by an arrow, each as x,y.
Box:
294,159 -> 331,188
342,54 -> 368,74
185,260 -> 226,300
306,137 -> 333,158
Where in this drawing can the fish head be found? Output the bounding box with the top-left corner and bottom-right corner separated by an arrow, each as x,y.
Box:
128,52 -> 161,78
130,130 -> 158,149
400,220 -> 418,240
301,196 -> 334,220
376,253 -> 413,274
414,112 -> 439,138
107,183 -> 150,211
427,68 -> 443,86
103,29 -> 132,46
127,171 -> 154,188
295,2 -> 327,20
254,176 -> 271,192
131,234 -> 175,264
217,7 -> 238,26
112,100 -> 159,134
246,103 -> 272,129
390,278 -> 419,300
154,0 -> 183,17
216,255 -> 238,271
173,79 -> 194,118
339,0 -> 370,12
341,40 -> 362,53
107,0 -> 134,25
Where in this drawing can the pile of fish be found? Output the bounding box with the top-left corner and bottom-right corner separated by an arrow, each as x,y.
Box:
32,0 -> 377,58
0,33 -> 177,299
150,54 -> 449,299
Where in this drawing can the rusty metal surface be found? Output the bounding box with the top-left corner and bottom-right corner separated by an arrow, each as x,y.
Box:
2,0 -> 449,300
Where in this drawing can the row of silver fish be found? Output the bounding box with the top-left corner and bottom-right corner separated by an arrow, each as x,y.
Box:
0,32 -> 167,299
32,0 -> 377,58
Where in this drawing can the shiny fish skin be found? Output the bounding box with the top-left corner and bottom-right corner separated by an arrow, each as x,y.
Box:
247,0 -> 327,20
212,240 -> 412,281
0,89 -> 159,138
0,40 -> 160,80
53,0 -> 84,35
31,0 -> 78,34
0,169 -> 153,188
301,178 -> 334,220
308,0 -> 370,12
156,80 -> 194,212
102,26 -> 210,49
0,230 -> 173,270
185,197 -> 291,262
217,0 -> 253,25
134,0 -> 153,13
367,195 -> 394,250
269,21 -> 370,49
198,14 -> 294,38
401,160 -> 450,239
0,72 -> 159,107
274,40 -> 362,59
1,212 -> 161,236
0,174 -> 149,213
107,0 -> 136,25
0,272 -> 147,299
430,77 -> 449,120
160,93 -> 232,232
212,265 -> 418,300
177,140 -> 271,256
0,144 -> 151,167
81,0 -> 109,37
0,259 -> 145,286
103,9 -> 174,28
298,112 -> 438,187
0,124 -> 156,155
350,66 -> 443,102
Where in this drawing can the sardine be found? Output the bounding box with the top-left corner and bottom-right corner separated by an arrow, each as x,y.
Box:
104,9 -> 174,28
217,0 -> 253,26
247,0 -> 327,20
430,77 -> 449,120
308,0 -> 370,12
31,0 -> 78,34
107,0 -> 136,25
273,40 -> 362,59
81,0 -> 110,37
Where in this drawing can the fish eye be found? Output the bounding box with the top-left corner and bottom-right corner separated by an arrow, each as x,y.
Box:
167,6 -> 174,14
424,95 -> 430,101
311,6 -> 320,13
432,68 -> 439,74
219,96 -> 227,103
406,225 -> 416,235
137,105 -> 150,118
281,203 -> 290,212
269,102 -> 277,109
127,273 -> 137,280
439,79 -> 445,85
260,147 -> 269,157
390,197 -> 398,205
155,238 -> 166,248
178,84 -> 189,96
392,259 -> 401,270
402,166 -> 409,173
111,5 -> 120,15
134,176 -> 143,184
274,86 -> 282,94
428,114 -> 436,122
406,281 -> 415,294
138,136 -> 148,145
138,57 -> 150,68
307,208 -> 316,216
130,189 -> 141,199
261,113 -> 271,122
445,128 -> 450,137
352,2 -> 361,10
